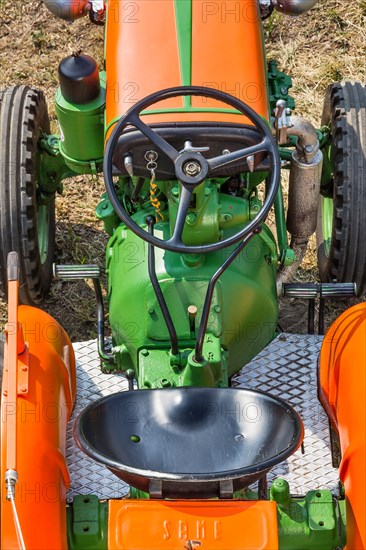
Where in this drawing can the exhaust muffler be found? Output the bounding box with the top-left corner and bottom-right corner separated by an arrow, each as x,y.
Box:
287,148 -> 323,245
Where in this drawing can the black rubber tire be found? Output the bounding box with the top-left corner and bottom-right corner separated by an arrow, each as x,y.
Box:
0,86 -> 55,305
317,80 -> 366,296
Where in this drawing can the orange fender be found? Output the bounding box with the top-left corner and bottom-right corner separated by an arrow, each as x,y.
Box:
319,303 -> 366,550
1,305 -> 76,550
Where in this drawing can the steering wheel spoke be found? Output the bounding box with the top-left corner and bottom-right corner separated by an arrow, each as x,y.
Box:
207,138 -> 271,171
169,186 -> 193,246
128,114 -> 179,163
104,86 -> 280,254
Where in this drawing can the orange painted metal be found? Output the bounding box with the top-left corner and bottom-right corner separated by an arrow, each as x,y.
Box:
105,0 -> 268,137
319,303 -> 366,550
190,1 -> 268,118
4,275 -> 20,471
108,499 -> 279,549
1,305 -> 76,550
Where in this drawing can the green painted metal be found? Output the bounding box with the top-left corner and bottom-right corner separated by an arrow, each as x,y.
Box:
136,335 -> 228,389
274,184 -> 290,262
174,0 -> 192,109
37,205 -> 50,265
267,61 -> 295,114
106,183 -> 279,387
96,192 -> 121,236
279,147 -> 293,162
66,486 -> 346,549
38,134 -> 76,190
320,128 -> 333,198
320,196 -> 334,257
271,479 -> 346,550
67,495 -> 108,550
36,133 -> 76,264
55,72 -> 106,174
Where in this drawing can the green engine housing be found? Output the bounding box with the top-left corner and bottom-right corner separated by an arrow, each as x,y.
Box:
105,183 -> 279,389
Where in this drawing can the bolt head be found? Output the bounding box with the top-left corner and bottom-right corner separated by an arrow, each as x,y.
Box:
183,161 -> 201,177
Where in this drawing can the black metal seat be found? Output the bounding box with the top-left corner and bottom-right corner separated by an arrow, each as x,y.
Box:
74,387 -> 303,498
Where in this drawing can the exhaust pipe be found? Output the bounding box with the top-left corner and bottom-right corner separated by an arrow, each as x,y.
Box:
286,116 -> 323,245
274,113 -> 323,289
42,0 -> 90,20
287,149 -> 323,244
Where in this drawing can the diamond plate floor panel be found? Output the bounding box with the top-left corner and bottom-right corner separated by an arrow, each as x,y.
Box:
67,341 -> 129,502
232,333 -> 339,495
68,334 -> 338,500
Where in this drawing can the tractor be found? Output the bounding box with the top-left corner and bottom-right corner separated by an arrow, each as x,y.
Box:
0,0 -> 365,548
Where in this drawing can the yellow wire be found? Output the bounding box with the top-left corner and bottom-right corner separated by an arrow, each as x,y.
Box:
149,173 -> 164,222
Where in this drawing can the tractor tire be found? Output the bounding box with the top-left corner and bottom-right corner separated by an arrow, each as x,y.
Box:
0,86 -> 55,305
316,80 -> 366,295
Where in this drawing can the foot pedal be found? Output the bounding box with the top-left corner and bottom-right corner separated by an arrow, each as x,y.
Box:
282,282 -> 356,335
53,264 -> 114,363
282,282 -> 356,299
53,264 -> 100,280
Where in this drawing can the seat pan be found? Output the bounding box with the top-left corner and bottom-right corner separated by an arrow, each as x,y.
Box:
74,387 -> 303,498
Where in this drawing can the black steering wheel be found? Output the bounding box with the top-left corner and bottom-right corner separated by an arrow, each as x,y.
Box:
104,86 -> 280,254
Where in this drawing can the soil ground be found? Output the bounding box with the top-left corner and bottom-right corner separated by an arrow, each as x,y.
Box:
0,0 -> 365,340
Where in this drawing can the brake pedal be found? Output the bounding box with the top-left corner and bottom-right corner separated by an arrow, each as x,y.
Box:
282,282 -> 356,335
282,282 -> 356,299
53,264 -> 100,280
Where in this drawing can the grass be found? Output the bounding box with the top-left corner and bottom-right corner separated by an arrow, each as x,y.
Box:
0,0 -> 365,339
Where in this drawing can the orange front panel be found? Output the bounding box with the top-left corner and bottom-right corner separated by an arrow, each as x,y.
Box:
105,0 -> 268,133
319,303 -> 366,550
191,1 -> 268,119
1,306 -> 76,550
105,0 -> 182,124
108,499 -> 279,549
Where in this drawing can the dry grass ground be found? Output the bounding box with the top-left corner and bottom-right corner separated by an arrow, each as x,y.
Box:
0,0 -> 365,339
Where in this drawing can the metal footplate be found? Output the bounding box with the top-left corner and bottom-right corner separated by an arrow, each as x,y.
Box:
67,334 -> 338,500
66,341 -> 129,503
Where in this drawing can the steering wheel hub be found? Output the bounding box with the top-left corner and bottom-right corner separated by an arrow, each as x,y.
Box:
174,150 -> 209,187
184,161 -> 201,177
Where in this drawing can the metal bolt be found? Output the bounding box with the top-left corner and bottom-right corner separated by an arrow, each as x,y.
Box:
214,305 -> 221,313
186,212 -> 197,224
21,366 -> 28,372
141,349 -> 149,357
148,307 -> 154,314
102,202 -> 109,210
3,390 -> 7,397
183,161 -> 201,177
20,385 -> 27,393
280,86 -> 288,95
